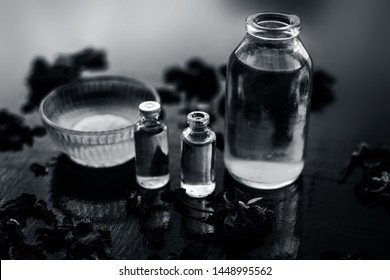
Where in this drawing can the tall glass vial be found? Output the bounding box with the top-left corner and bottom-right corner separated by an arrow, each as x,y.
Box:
134,101 -> 169,189
181,111 -> 216,198
225,12 -> 313,190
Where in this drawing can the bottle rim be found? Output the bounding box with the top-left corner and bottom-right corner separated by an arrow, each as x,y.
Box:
187,111 -> 210,127
246,12 -> 301,40
139,101 -> 161,118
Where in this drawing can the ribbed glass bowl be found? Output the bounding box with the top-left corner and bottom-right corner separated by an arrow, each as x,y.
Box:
40,76 -> 160,167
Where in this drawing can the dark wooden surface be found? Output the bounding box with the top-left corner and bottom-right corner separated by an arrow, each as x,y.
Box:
1,100 -> 390,260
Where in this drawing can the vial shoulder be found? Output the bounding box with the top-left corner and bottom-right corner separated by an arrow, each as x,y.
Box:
135,120 -> 168,134
181,127 -> 216,146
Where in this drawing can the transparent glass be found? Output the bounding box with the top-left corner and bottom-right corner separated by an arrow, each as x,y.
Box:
181,111 -> 216,198
134,103 -> 169,189
225,12 -> 313,189
39,76 -> 160,167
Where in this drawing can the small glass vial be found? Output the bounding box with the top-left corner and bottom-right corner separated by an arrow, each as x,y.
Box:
181,111 -> 216,198
134,101 -> 169,189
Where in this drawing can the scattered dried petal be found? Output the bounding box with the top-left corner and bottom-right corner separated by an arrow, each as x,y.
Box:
23,48 -> 107,113
0,110 -> 42,151
341,143 -> 390,210
30,163 -> 49,177
163,58 -> 220,103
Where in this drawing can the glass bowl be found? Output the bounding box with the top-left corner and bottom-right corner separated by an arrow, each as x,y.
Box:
40,76 -> 160,167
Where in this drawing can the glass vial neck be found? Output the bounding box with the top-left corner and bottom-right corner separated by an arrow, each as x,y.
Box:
246,12 -> 301,41
187,111 -> 210,132
141,115 -> 159,122
138,101 -> 161,128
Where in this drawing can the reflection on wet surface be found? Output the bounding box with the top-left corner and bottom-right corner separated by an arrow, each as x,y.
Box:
162,174 -> 304,259
223,171 -> 304,259
126,187 -> 172,250
339,142 -> 390,212
50,154 -> 134,221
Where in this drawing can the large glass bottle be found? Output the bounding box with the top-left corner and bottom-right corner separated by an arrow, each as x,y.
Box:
181,111 -> 216,198
134,101 -> 169,189
225,12 -> 313,189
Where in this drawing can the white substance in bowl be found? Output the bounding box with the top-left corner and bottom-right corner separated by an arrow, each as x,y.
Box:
72,114 -> 131,132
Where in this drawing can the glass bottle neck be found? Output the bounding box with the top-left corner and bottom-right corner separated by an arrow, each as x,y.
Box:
183,123 -> 214,145
189,124 -> 208,133
183,111 -> 214,144
140,115 -> 160,126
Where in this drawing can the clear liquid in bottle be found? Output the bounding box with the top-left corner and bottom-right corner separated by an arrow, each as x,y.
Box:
181,111 -> 216,198
225,53 -> 311,189
224,12 -> 313,190
134,101 -> 169,189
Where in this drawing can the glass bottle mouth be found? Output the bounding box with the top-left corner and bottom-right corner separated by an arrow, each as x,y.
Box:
139,101 -> 161,118
187,111 -> 210,128
246,12 -> 301,40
